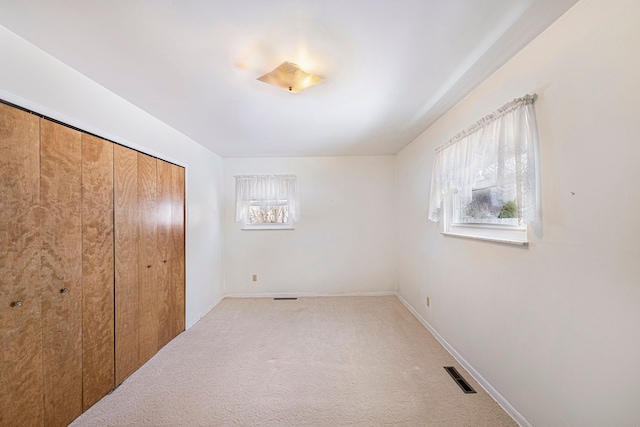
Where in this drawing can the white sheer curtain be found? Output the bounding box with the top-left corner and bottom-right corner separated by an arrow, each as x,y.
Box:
428,94 -> 540,224
235,174 -> 299,222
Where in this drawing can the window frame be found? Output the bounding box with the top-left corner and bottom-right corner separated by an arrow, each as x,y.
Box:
442,189 -> 529,245
429,94 -> 539,246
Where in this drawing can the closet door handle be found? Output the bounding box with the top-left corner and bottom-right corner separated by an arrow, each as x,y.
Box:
147,264 -> 152,268
60,288 -> 69,294
163,260 -> 167,263
13,300 -> 23,307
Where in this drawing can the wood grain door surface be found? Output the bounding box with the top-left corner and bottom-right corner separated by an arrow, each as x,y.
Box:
81,133 -> 115,411
40,119 -> 84,427
1,102 -> 186,425
114,145 -> 140,386
170,164 -> 186,339
0,104 -> 44,427
137,152 -> 159,365
156,160 -> 173,350
156,160 -> 186,345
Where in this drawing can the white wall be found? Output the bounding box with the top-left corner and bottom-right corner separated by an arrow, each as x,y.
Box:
395,0 -> 640,425
224,156 -> 396,296
0,25 -> 225,328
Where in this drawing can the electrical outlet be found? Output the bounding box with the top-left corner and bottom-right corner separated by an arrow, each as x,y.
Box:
252,274 -> 257,282
426,296 -> 430,307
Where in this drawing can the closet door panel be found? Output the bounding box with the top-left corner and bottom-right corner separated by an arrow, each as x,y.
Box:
0,104 -> 43,426
156,160 -> 172,349
81,134 -> 115,411
170,164 -> 185,338
114,145 -> 139,385
40,119 -> 83,427
137,153 -> 158,364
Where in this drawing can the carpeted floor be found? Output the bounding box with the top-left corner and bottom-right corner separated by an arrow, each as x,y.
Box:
71,296 -> 517,426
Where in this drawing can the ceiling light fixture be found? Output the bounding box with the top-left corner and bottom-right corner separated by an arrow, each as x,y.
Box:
257,61 -> 324,93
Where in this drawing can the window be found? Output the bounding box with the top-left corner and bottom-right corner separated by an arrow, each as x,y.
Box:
243,200 -> 292,229
429,94 -> 539,245
235,174 -> 299,230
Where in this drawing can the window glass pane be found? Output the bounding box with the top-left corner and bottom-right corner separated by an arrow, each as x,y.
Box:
248,204 -> 289,224
454,184 -> 519,226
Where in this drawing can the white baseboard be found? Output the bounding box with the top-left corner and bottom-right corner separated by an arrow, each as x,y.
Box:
394,293 -> 532,427
186,294 -> 225,330
224,291 -> 397,299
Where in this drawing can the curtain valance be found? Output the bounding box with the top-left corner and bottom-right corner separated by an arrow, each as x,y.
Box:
235,174 -> 299,222
428,94 -> 539,224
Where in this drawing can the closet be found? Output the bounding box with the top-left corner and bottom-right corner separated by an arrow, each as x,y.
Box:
0,102 -> 185,427
114,146 -> 185,385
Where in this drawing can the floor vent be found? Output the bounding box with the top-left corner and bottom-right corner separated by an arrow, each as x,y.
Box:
273,297 -> 298,300
444,366 -> 476,394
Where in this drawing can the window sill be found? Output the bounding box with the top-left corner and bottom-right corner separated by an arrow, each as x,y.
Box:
242,224 -> 294,230
441,232 -> 528,246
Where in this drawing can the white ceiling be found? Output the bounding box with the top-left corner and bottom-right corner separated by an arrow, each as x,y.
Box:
1,0 -> 578,158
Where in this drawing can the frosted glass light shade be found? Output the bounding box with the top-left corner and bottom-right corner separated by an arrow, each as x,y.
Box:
257,61 -> 324,93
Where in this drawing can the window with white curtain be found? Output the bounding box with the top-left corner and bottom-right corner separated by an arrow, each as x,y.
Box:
428,94 -> 540,245
235,174 -> 299,230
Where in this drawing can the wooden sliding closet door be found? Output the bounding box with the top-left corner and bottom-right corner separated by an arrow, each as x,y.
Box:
138,152 -> 159,364
115,150 -> 185,384
40,119 -> 83,426
81,134 -> 115,410
156,160 -> 173,349
170,163 -> 186,338
1,102 -> 184,425
0,104 -> 43,426
114,145 -> 140,385
156,160 -> 185,346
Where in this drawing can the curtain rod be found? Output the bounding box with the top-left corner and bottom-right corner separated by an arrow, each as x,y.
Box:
435,94 -> 537,153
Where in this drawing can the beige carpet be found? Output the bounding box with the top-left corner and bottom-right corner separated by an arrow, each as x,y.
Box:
71,296 -> 517,426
